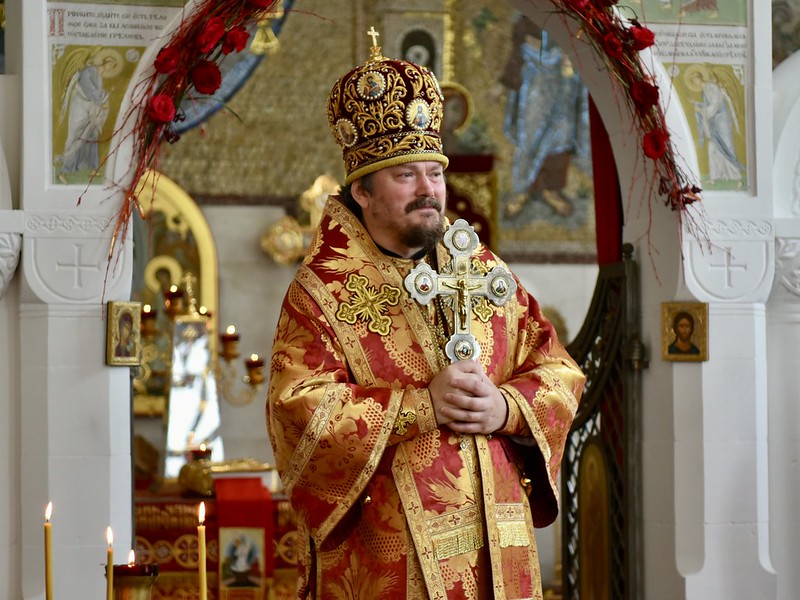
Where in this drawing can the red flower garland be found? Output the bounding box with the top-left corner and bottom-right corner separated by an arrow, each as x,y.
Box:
103,0 -> 280,263
552,2 -> 702,218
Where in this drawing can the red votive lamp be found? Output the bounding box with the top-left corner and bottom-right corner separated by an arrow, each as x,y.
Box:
164,285 -> 185,317
245,353 -> 266,386
220,325 -> 240,360
140,304 -> 157,338
107,550 -> 159,600
187,442 -> 213,462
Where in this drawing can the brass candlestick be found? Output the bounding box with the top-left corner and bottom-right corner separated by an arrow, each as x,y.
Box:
106,564 -> 160,600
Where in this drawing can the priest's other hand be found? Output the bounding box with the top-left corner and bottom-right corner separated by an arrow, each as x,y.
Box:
428,359 -> 508,434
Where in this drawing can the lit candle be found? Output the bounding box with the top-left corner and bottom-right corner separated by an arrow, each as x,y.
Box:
140,304 -> 157,337
245,353 -> 266,385
44,502 -> 53,600
197,502 -> 207,600
164,285 -> 185,317
219,325 -> 240,360
106,527 -> 114,600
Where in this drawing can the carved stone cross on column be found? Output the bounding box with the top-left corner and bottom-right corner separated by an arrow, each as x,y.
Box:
404,219 -> 517,363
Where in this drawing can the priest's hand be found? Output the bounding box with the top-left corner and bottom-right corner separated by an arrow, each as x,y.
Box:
428,359 -> 508,434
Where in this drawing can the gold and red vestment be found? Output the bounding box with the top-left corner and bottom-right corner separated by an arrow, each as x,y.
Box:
268,197 -> 584,599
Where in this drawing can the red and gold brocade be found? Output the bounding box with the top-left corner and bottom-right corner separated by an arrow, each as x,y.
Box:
267,197 -> 585,599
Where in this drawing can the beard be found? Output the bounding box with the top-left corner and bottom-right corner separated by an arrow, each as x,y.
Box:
401,197 -> 445,250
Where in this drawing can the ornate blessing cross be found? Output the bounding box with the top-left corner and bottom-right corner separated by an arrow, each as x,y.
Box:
404,219 -> 517,362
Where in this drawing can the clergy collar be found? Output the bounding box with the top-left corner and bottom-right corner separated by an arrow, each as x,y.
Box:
375,243 -> 428,261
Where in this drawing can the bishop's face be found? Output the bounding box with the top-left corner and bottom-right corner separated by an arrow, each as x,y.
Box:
353,161 -> 447,258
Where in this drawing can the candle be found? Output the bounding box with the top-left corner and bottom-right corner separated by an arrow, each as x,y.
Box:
220,325 -> 240,360
44,502 -> 53,600
106,527 -> 114,600
164,285 -> 185,317
111,550 -> 159,576
245,353 -> 266,385
140,304 -> 157,337
198,502 -> 207,600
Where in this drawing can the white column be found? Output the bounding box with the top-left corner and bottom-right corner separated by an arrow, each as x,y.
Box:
767,228 -> 800,600
19,1 -> 134,597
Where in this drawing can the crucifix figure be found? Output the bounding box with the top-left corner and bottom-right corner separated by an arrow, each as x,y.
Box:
404,219 -> 517,362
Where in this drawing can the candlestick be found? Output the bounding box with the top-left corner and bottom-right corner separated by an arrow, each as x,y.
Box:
44,502 -> 53,600
140,305 -> 157,338
245,353 -> 266,386
198,502 -> 207,600
164,285 -> 185,317
110,551 -> 159,600
106,527 -> 114,600
219,325 -> 240,360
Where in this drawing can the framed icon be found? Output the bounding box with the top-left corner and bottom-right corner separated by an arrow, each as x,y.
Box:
661,302 -> 708,362
106,301 -> 142,366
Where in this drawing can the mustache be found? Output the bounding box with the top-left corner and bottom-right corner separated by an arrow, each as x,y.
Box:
406,197 -> 443,213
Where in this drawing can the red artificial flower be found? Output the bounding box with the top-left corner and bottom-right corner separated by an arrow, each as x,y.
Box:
642,129 -> 669,159
154,46 -> 181,74
148,94 -> 176,123
629,24 -> 655,51
248,0 -> 275,8
190,60 -> 222,95
196,16 -> 226,53
563,0 -> 591,11
596,0 -> 619,7
630,80 -> 659,114
602,31 -> 624,59
222,26 -> 251,55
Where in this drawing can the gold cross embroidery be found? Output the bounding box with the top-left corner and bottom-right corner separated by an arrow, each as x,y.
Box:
336,273 -> 401,336
394,408 -> 416,435
404,219 -> 517,362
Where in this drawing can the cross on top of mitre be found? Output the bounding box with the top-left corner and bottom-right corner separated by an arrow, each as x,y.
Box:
366,26 -> 383,62
404,219 -> 517,363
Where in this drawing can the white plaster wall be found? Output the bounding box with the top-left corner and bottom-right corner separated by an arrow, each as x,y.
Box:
0,3 -> 23,596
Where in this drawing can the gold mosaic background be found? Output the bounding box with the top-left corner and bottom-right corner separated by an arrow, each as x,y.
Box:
158,0 -> 596,260
160,0 -> 519,199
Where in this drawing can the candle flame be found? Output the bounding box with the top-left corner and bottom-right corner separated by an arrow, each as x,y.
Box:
143,304 -> 152,313
199,306 -> 208,315
45,502 -> 53,522
250,353 -> 259,361
128,549 -> 135,566
198,501 -> 206,525
106,527 -> 113,546
199,443 -> 207,451
226,325 -> 236,335
169,285 -> 178,293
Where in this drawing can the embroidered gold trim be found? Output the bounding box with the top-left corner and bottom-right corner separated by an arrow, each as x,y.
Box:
497,520 -> 530,548
431,522 -> 484,560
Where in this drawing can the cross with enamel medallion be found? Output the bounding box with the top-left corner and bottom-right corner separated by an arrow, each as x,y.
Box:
404,219 -> 517,362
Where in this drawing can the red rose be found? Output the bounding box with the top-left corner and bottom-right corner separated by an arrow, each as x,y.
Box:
642,129 -> 669,159
630,25 -> 655,51
154,46 -> 181,74
222,26 -> 251,55
602,32 -> 624,59
190,60 -> 222,95
248,0 -> 275,8
630,80 -> 659,114
196,16 -> 226,53
148,94 -> 176,123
